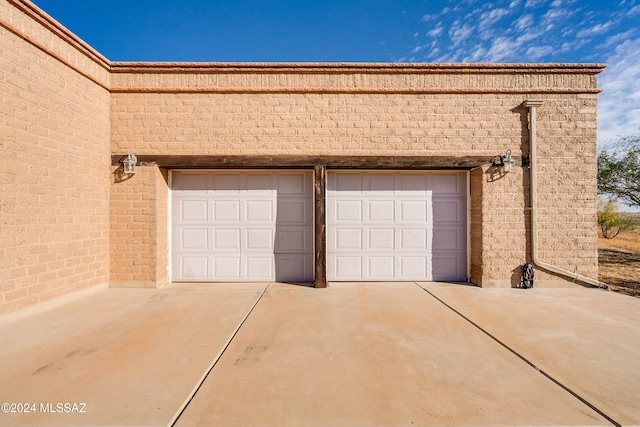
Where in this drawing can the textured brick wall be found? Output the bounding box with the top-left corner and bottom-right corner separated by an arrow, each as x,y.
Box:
110,68 -> 601,287
0,0 -> 111,315
468,94 -> 598,286
111,92 -> 523,156
534,94 -> 599,284
1,0 -> 601,300
110,165 -> 168,288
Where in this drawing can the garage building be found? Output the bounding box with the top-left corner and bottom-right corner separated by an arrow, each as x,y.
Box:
1,0 -> 604,316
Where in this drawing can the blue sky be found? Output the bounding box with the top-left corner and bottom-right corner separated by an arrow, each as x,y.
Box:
32,0 -> 640,147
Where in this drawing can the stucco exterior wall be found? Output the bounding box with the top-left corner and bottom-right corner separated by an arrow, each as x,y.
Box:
0,0 -> 111,315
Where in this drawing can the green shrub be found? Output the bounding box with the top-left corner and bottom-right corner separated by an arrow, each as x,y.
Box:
598,199 -> 636,239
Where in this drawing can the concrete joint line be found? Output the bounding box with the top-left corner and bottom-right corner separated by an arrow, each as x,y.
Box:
413,283 -> 621,427
167,282 -> 271,427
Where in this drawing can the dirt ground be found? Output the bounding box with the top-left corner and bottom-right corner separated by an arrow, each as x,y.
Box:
599,225 -> 640,297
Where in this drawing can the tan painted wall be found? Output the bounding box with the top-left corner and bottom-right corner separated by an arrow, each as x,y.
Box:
0,0 -> 111,315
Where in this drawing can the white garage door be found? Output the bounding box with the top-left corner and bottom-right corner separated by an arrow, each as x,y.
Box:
171,171 -> 313,282
327,171 -> 467,282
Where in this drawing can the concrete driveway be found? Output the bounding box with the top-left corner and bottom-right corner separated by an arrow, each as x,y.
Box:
0,282 -> 638,426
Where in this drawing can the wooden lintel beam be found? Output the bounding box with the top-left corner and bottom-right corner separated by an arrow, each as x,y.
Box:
111,154 -> 492,170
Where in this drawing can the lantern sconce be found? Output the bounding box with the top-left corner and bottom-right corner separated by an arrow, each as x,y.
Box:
122,151 -> 137,175
491,149 -> 516,174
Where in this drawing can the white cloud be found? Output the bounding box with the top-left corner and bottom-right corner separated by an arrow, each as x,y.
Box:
525,0 -> 547,8
449,21 -> 475,47
598,37 -> 640,146
485,36 -> 520,61
576,22 -> 613,38
601,29 -> 637,48
427,23 -> 444,38
515,29 -> 541,44
561,27 -> 574,37
465,45 -> 489,62
515,14 -> 535,31
525,45 -> 553,59
479,7 -> 511,35
558,36 -> 589,52
550,0 -> 576,6
560,41 -> 573,51
541,7 -> 574,25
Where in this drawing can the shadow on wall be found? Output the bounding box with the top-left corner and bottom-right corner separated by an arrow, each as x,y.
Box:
484,164 -> 509,182
112,165 -> 135,183
511,265 -> 525,288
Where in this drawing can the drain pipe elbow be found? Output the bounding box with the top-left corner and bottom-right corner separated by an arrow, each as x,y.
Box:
524,100 -> 608,290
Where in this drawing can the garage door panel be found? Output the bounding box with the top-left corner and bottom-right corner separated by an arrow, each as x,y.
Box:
399,200 -> 428,222
333,228 -> 364,250
275,254 -> 313,282
327,171 -> 466,282
179,200 -> 209,222
212,173 -> 242,191
400,173 -> 430,192
399,256 -> 429,279
275,227 -> 312,253
276,199 -> 312,224
214,257 -> 241,280
179,256 -> 211,281
180,228 -> 210,250
245,200 -> 274,222
172,173 -> 211,193
245,228 -> 274,251
246,173 -> 274,191
433,199 -> 465,223
400,228 -> 428,250
213,200 -> 241,222
332,172 -> 363,192
433,173 -> 464,195
245,257 -> 274,280
367,256 -> 395,278
334,200 -> 363,222
432,255 -> 465,281
368,228 -> 395,250
369,173 -> 396,192
278,172 -> 310,195
433,228 -> 464,251
172,171 -> 313,282
368,200 -> 395,222
210,228 -> 239,250
333,256 -> 363,279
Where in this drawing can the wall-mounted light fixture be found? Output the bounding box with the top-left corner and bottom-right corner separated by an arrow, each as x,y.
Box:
122,151 -> 137,174
491,149 -> 516,173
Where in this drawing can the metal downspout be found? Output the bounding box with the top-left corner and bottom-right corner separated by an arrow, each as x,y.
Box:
524,100 -> 607,289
